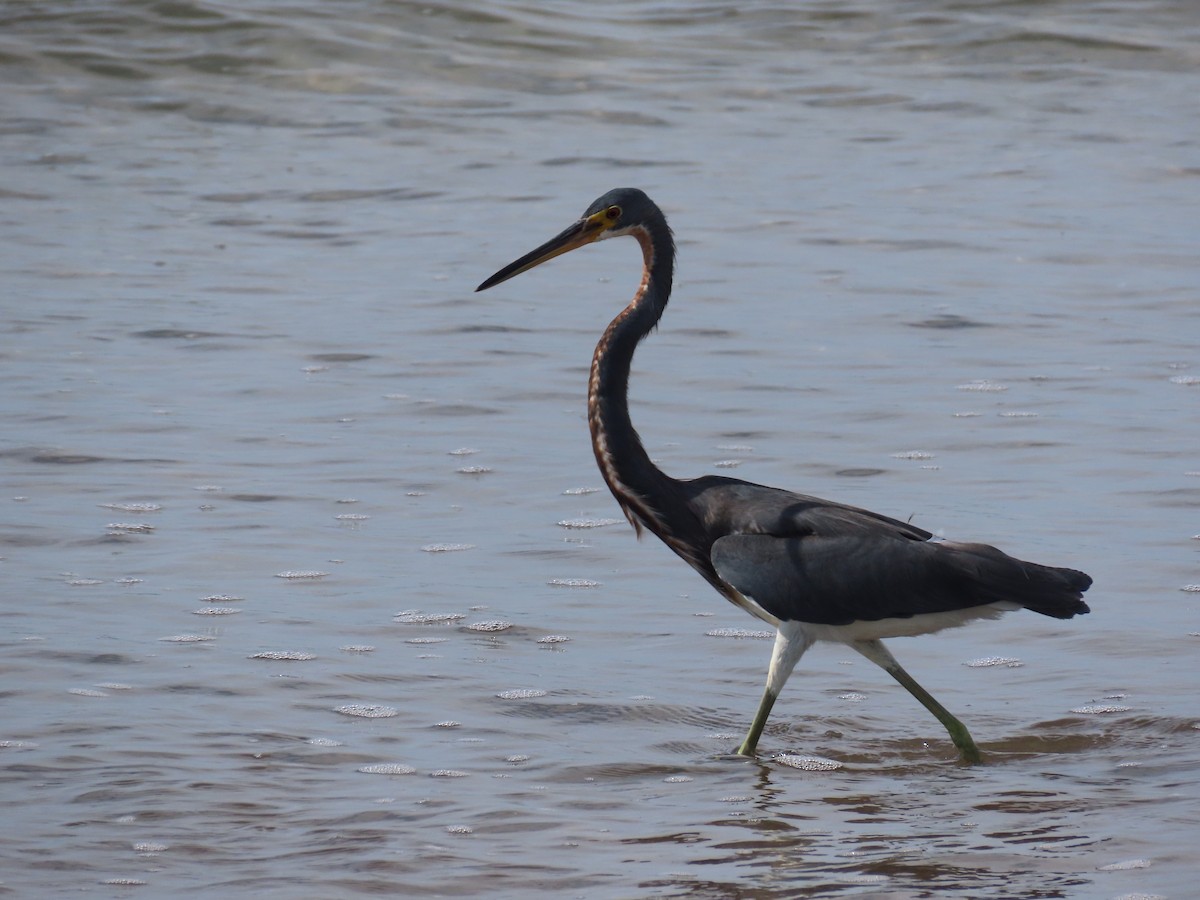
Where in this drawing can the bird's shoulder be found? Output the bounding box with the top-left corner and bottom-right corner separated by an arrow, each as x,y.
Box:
679,474 -> 931,542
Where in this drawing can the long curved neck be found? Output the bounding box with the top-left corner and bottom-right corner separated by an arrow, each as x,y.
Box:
587,218 -> 678,536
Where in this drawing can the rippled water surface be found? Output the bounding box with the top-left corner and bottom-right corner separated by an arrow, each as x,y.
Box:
3,2 -> 1198,896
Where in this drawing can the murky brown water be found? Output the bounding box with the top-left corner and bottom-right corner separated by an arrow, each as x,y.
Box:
3,2 -> 1198,896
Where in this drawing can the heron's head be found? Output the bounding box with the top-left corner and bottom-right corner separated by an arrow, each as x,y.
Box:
476,188 -> 659,292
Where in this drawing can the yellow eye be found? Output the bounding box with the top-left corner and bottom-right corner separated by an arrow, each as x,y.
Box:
606,206 -> 621,221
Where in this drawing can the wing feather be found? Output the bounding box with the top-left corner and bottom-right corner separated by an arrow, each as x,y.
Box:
711,534 -> 1089,626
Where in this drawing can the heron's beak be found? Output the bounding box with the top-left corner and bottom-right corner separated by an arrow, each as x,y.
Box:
476,212 -> 608,292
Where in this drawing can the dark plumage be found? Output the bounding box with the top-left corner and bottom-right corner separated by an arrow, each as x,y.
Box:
477,188 -> 1091,763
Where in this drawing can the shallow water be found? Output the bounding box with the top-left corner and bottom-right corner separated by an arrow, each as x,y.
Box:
2,1 -> 1199,896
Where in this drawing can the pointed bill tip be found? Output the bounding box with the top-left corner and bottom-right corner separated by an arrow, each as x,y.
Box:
476,217 -> 599,294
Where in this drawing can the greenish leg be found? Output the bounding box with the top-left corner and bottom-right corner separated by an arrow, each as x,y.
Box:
736,623 -> 812,757
884,660 -> 983,764
736,686 -> 778,757
852,639 -> 982,764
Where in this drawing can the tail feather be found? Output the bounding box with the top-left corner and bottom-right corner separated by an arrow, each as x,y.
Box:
947,541 -> 1092,619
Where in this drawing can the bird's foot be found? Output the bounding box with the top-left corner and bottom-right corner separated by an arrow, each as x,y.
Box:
949,727 -> 983,765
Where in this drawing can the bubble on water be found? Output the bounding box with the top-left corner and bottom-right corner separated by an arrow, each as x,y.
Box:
717,444 -> 754,452
965,656 -> 1023,668
1071,704 -> 1132,715
95,683 -> 132,691
133,841 -> 168,853
713,459 -> 742,468
394,610 -> 466,625
202,594 -> 243,603
892,450 -> 934,460
557,517 -> 623,529
775,754 -> 843,771
496,689 -> 546,700
0,740 -> 39,750
194,485 -> 223,492
999,411 -> 1039,418
160,634 -> 214,643
274,570 -> 329,580
1098,858 -> 1152,871
101,503 -> 162,513
1168,374 -> 1200,385
69,688 -> 108,697
435,721 -> 460,728
445,825 -> 473,834
430,769 -> 469,778
307,737 -> 343,747
448,447 -> 479,456
250,651 -> 316,661
359,763 -> 416,775
107,523 -> 155,533
420,543 -> 474,553
335,514 -> 370,521
340,645 -> 375,653
1181,584 -> 1200,592
719,795 -> 751,802
547,578 -> 601,588
706,627 -> 773,639
101,878 -> 147,886
467,620 -> 511,633
839,692 -> 867,703
192,606 -> 240,616
456,466 -> 492,475
506,755 -> 530,764
69,579 -> 104,586
537,635 -> 571,644
335,704 -> 398,718
664,775 -> 693,783
953,411 -> 982,418
406,637 -> 448,645
115,577 -> 143,585
957,380 -> 1008,392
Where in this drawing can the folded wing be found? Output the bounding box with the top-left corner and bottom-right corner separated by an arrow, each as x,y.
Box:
711,533 -> 1091,626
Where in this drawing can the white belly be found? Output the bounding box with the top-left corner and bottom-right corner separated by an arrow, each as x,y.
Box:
802,602 -> 1019,643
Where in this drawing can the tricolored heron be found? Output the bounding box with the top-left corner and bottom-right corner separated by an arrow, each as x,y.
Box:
476,188 -> 1091,763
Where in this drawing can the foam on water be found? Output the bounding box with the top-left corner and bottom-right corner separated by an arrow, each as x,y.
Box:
335,705 -> 399,719
358,764 -> 416,775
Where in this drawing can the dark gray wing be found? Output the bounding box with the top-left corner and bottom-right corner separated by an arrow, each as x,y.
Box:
681,476 -> 932,542
711,534 -> 1090,625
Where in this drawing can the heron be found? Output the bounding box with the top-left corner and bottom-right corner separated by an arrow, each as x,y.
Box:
476,188 -> 1091,763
